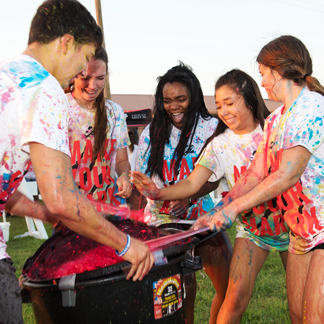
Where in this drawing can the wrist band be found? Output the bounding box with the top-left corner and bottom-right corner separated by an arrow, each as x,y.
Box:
116,234 -> 131,257
120,173 -> 130,180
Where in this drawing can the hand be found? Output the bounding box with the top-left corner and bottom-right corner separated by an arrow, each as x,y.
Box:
169,199 -> 189,217
123,238 -> 155,281
192,215 -> 210,230
130,171 -> 160,200
207,204 -> 238,232
192,203 -> 238,232
115,174 -> 133,198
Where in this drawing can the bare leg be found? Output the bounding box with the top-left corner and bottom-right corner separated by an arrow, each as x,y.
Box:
303,249 -> 324,323
195,231 -> 233,324
217,238 -> 269,324
280,251 -> 288,270
286,251 -> 311,324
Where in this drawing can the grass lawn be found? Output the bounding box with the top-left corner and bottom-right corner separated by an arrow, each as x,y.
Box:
5,215 -> 290,323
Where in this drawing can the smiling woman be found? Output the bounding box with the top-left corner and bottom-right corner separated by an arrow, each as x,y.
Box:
134,63 -> 233,324
64,47 -> 133,212
162,82 -> 190,130
215,85 -> 259,135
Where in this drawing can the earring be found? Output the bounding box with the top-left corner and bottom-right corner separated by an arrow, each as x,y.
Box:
70,84 -> 74,91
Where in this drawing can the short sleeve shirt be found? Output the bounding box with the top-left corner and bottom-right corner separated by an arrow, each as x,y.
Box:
0,55 -> 70,259
136,115 -> 218,220
67,94 -> 130,208
257,87 -> 324,254
198,125 -> 289,252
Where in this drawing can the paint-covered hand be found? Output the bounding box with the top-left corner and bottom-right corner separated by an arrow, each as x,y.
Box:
192,203 -> 237,232
192,215 -> 210,229
115,174 -> 133,198
130,171 -> 161,200
207,204 -> 237,232
123,238 -> 155,281
169,199 -> 189,217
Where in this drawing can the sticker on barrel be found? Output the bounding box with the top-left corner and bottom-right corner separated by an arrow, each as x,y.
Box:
153,274 -> 182,319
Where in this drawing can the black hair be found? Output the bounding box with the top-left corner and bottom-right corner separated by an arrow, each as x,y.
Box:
28,0 -> 103,49
197,69 -> 270,160
128,128 -> 139,153
146,62 -> 212,180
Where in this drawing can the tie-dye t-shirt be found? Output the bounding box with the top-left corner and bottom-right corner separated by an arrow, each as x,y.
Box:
257,87 -> 324,254
67,93 -> 130,209
0,55 -> 70,259
198,125 -> 289,252
136,115 -> 218,220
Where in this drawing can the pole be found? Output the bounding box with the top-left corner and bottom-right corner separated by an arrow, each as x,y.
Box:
94,0 -> 112,99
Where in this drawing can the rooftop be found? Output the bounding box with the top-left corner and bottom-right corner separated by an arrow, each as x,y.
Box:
111,94 -> 282,113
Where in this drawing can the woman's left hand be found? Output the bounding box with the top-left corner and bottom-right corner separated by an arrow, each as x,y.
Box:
169,199 -> 189,217
115,174 -> 133,198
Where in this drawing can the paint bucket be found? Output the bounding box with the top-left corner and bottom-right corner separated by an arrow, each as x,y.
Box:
0,222 -> 10,242
21,220 -> 204,324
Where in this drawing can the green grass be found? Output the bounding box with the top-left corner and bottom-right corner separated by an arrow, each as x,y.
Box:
5,216 -> 290,323
194,226 -> 290,324
5,216 -> 53,324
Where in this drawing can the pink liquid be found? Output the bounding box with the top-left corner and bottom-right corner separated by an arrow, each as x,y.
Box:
24,221 -> 168,280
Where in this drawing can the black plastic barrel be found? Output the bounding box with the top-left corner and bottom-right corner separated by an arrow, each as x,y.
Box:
21,221 -> 203,324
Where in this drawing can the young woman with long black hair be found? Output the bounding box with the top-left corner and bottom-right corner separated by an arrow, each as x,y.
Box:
134,63 -> 233,324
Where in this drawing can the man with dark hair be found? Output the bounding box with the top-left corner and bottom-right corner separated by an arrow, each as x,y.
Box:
0,1 -> 153,322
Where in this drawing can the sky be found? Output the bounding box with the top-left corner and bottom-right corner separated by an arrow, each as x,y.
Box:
1,0 -> 323,102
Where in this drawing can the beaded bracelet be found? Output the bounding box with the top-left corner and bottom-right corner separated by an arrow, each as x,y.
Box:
120,173 -> 130,180
116,234 -> 131,257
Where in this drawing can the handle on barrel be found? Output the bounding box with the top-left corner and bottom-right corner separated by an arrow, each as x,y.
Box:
181,253 -> 203,276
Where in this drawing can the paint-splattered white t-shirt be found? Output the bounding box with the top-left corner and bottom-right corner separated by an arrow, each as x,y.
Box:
257,87 -> 324,254
198,125 -> 289,252
136,115 -> 218,220
0,55 -> 70,260
67,94 -> 130,209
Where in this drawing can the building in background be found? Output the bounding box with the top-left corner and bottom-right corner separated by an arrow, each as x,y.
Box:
111,94 -> 282,115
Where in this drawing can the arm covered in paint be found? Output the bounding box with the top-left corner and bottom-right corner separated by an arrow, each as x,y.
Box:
168,180 -> 220,217
5,190 -> 58,225
199,146 -> 311,232
130,164 -> 214,201
115,147 -> 132,198
30,143 -> 154,281
131,167 -> 219,217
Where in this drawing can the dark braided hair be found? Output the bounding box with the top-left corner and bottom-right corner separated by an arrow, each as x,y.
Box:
146,62 -> 212,179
